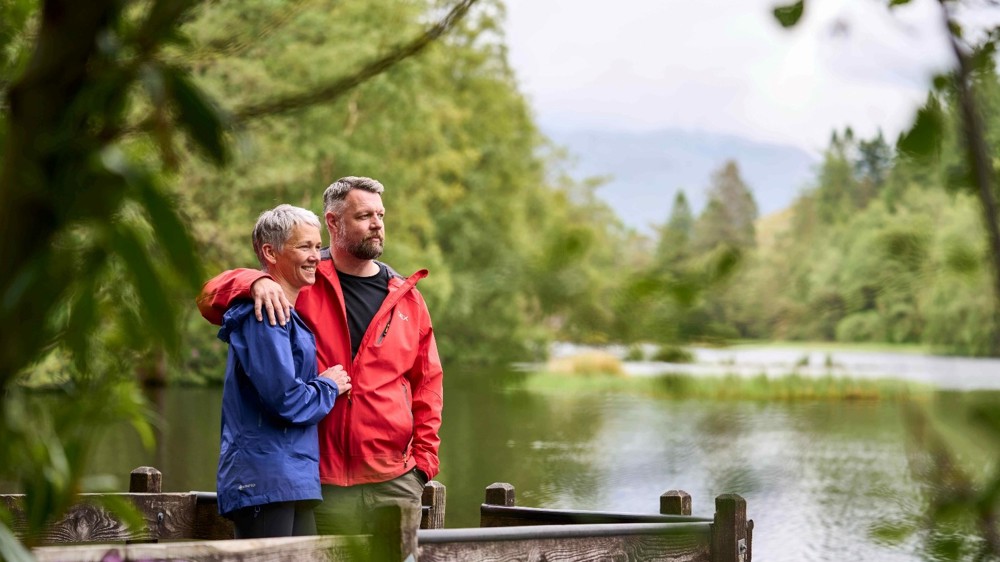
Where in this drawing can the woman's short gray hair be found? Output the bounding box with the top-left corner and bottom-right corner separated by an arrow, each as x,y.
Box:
323,176 -> 385,215
252,204 -> 321,270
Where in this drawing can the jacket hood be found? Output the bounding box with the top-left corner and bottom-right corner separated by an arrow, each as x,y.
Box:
218,301 -> 257,344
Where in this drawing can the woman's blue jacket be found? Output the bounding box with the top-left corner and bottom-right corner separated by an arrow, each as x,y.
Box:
216,301 -> 339,516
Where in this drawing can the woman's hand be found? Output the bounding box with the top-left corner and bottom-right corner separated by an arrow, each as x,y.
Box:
320,365 -> 351,395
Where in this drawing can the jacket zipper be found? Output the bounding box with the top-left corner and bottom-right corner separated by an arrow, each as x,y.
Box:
376,315 -> 393,345
402,382 -> 413,463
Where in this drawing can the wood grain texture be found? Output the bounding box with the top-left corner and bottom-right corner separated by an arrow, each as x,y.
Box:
192,493 -> 235,540
2,493 -> 206,544
421,481 -> 446,530
32,536 -> 370,562
711,494 -> 748,562
419,530 -> 711,562
480,505 -> 712,528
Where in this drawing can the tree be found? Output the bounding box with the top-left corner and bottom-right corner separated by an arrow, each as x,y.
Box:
856,131 -> 892,197
691,160 -> 759,253
656,190 -> 694,266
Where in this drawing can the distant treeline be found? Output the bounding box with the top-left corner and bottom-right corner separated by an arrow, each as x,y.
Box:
672,81 -> 1000,358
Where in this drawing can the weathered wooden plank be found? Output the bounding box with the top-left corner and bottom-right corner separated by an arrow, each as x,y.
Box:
369,501 -> 420,561
480,504 -> 712,528
191,492 -> 235,540
2,478 -> 442,546
1,493 -> 202,544
419,522 -> 713,562
711,494 -> 748,562
31,535 -> 370,562
421,480 -> 446,530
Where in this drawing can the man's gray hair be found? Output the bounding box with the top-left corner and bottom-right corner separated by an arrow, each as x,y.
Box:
323,176 -> 385,215
252,204 -> 321,270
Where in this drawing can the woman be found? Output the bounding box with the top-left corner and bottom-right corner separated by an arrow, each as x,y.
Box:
216,204 -> 351,538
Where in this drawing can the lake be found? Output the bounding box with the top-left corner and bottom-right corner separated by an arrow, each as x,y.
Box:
38,347 -> 1000,561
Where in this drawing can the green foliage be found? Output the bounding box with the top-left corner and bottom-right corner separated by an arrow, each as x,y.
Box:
897,96 -> 945,159
656,190 -> 694,265
520,370 -> 927,402
651,345 -> 694,363
623,345 -> 646,361
727,117 -> 997,355
691,160 -> 759,253
772,1 -> 804,28
836,311 -> 885,343
0,0 -> 223,387
1,379 -> 153,546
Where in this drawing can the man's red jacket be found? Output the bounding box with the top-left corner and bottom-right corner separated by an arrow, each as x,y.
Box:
198,258 -> 443,486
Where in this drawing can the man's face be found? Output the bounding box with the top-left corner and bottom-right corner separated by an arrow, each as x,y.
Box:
331,189 -> 385,260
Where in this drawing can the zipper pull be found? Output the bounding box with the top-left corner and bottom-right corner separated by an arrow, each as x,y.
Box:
376,317 -> 392,345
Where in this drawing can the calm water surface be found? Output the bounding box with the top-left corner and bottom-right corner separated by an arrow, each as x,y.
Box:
67,350 -> 1000,561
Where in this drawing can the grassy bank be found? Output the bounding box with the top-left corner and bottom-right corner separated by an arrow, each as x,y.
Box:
529,350 -> 931,401
721,340 -> 933,355
522,370 -> 930,401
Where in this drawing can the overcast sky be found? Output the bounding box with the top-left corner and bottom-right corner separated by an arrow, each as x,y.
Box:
501,0 -> 997,154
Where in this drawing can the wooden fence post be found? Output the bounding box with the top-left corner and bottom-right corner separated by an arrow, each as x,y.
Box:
484,482 -> 515,507
712,494 -> 748,562
480,482 -> 515,528
660,490 -> 692,516
370,500 -> 420,562
129,467 -> 161,493
421,481 -> 446,529
127,467 -> 163,543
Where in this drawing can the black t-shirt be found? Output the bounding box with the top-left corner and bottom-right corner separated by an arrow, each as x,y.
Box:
337,263 -> 390,359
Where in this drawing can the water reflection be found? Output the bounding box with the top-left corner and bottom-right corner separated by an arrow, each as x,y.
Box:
15,365 -> 1000,561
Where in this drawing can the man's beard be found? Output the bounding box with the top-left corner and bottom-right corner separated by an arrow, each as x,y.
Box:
339,235 -> 383,260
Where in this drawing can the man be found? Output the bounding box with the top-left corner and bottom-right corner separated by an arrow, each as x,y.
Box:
198,176 -> 443,535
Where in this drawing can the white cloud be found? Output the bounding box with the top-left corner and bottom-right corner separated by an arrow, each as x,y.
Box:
503,0 -> 959,152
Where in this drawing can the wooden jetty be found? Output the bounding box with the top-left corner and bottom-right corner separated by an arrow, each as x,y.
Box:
2,466 -> 752,561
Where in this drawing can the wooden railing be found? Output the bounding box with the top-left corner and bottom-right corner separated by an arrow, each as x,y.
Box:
1,466 -> 445,545
3,467 -> 752,561
417,482 -> 751,562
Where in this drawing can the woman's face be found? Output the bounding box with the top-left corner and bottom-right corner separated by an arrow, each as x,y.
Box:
271,223 -> 322,290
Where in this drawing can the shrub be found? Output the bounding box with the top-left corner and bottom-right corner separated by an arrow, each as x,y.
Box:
836,311 -> 885,343
652,345 -> 695,363
623,345 -> 646,361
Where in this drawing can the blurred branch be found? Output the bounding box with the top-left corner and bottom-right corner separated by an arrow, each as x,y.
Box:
937,0 -> 1000,354
119,0 -> 479,138
232,0 -> 478,120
